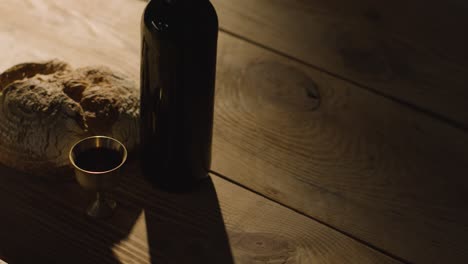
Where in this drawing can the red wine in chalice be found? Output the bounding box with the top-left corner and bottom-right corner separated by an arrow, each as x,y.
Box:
75,148 -> 123,172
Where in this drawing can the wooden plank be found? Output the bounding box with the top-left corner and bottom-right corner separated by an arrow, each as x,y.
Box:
211,29 -> 468,264
0,0 -> 465,263
0,1 -> 402,263
0,0 -> 142,76
211,0 -> 468,128
0,162 -> 401,264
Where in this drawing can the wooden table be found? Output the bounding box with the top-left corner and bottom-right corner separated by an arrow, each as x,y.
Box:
0,0 -> 467,263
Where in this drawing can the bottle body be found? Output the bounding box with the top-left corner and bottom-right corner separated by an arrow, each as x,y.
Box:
140,0 -> 218,189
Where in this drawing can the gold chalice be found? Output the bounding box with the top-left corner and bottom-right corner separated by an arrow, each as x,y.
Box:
69,136 -> 127,219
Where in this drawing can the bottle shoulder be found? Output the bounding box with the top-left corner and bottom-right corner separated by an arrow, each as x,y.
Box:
142,1 -> 218,40
143,0 -> 218,24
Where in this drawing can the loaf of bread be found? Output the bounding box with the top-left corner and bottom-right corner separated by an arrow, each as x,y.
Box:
0,60 -> 139,176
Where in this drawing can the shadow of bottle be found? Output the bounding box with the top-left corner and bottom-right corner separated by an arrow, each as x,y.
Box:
143,178 -> 234,263
117,161 -> 235,264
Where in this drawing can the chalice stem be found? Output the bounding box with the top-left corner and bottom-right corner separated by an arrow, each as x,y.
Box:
87,191 -> 117,219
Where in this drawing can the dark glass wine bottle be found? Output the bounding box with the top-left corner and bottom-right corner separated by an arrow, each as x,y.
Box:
140,0 -> 218,190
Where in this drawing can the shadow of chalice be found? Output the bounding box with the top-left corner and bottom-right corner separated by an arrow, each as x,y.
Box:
69,136 -> 127,219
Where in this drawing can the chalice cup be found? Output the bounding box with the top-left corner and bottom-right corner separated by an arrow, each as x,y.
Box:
69,136 -> 127,219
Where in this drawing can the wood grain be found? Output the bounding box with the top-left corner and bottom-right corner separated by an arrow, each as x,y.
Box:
211,23 -> 468,264
0,0 -> 404,263
0,161 -> 401,264
0,0 -> 466,263
211,0 -> 468,128
0,0 -> 142,76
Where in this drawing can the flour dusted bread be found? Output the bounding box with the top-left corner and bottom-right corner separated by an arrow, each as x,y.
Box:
0,60 -> 139,176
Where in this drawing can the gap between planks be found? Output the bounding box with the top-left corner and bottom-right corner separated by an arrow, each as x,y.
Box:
218,27 -> 468,133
